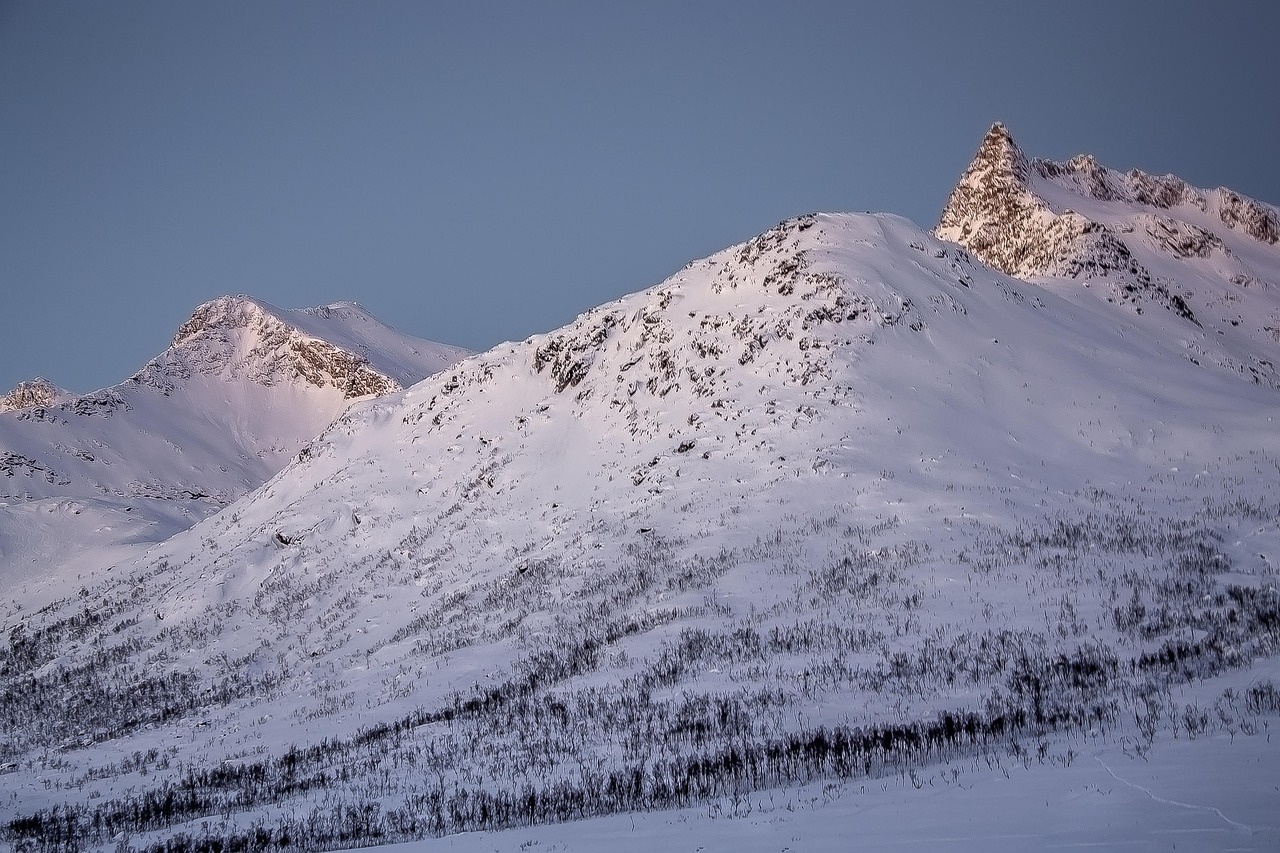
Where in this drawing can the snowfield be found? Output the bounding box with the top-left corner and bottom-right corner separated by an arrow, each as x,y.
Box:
2,128 -> 1279,852
338,722 -> 1280,852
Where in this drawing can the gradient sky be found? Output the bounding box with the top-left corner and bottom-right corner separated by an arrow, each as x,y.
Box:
3,1 -> 1278,395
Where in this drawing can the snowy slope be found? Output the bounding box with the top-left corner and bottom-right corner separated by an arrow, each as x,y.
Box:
3,205 -> 1278,851
0,295 -> 469,600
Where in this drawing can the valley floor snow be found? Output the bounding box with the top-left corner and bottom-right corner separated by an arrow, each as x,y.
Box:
336,726 -> 1280,852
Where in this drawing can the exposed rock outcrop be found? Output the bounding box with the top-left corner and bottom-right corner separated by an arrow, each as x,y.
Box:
936,124 -> 1195,321
0,378 -> 68,413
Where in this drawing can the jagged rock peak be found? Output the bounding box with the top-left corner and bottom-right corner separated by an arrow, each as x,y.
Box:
974,122 -> 1030,184
934,123 -> 1033,260
0,377 -> 68,413
149,295 -> 402,399
935,122 -> 1073,280
931,120 -> 1039,258
171,295 -> 278,348
936,124 -> 1202,322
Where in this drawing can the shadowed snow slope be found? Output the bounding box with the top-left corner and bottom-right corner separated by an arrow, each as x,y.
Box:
0,295 -> 468,597
3,206 -> 1278,851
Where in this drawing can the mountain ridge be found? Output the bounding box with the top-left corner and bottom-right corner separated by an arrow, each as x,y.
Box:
937,122 -> 1280,390
935,124 -> 1196,320
141,294 -> 470,399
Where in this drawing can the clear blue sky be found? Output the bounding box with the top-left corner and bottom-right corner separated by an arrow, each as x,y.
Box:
3,0 -> 1278,394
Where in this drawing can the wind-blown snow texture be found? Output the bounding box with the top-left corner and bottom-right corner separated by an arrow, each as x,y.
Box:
0,295 -> 469,602
2,131 -> 1279,852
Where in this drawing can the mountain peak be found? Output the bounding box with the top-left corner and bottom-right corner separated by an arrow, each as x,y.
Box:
0,377 -> 68,413
0,294 -> 469,563
935,123 -> 1062,280
933,124 -> 1032,235
974,121 -> 1030,184
936,124 -> 1280,389
155,295 -> 402,399
170,294 -> 274,348
937,124 -> 1206,321
160,295 -> 471,396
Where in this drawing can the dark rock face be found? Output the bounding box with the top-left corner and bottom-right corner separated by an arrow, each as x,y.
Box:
1137,215 -> 1225,259
0,451 -> 68,489
1218,190 -> 1279,244
935,124 -> 1046,279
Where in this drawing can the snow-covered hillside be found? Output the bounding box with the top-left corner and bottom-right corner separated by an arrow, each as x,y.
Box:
0,295 -> 469,600
2,139 -> 1279,852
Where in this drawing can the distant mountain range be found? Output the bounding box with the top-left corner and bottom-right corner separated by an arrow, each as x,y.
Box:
3,126 -> 1278,853
0,295 -> 468,597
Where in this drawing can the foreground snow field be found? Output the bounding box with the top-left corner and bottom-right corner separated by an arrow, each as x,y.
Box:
351,721 -> 1280,853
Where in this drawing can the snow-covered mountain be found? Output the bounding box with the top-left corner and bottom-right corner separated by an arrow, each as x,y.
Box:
0,295 -> 469,597
938,122 -> 1280,388
2,140 -> 1279,852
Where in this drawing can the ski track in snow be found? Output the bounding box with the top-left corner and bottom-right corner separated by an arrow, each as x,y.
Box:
1093,754 -> 1254,834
